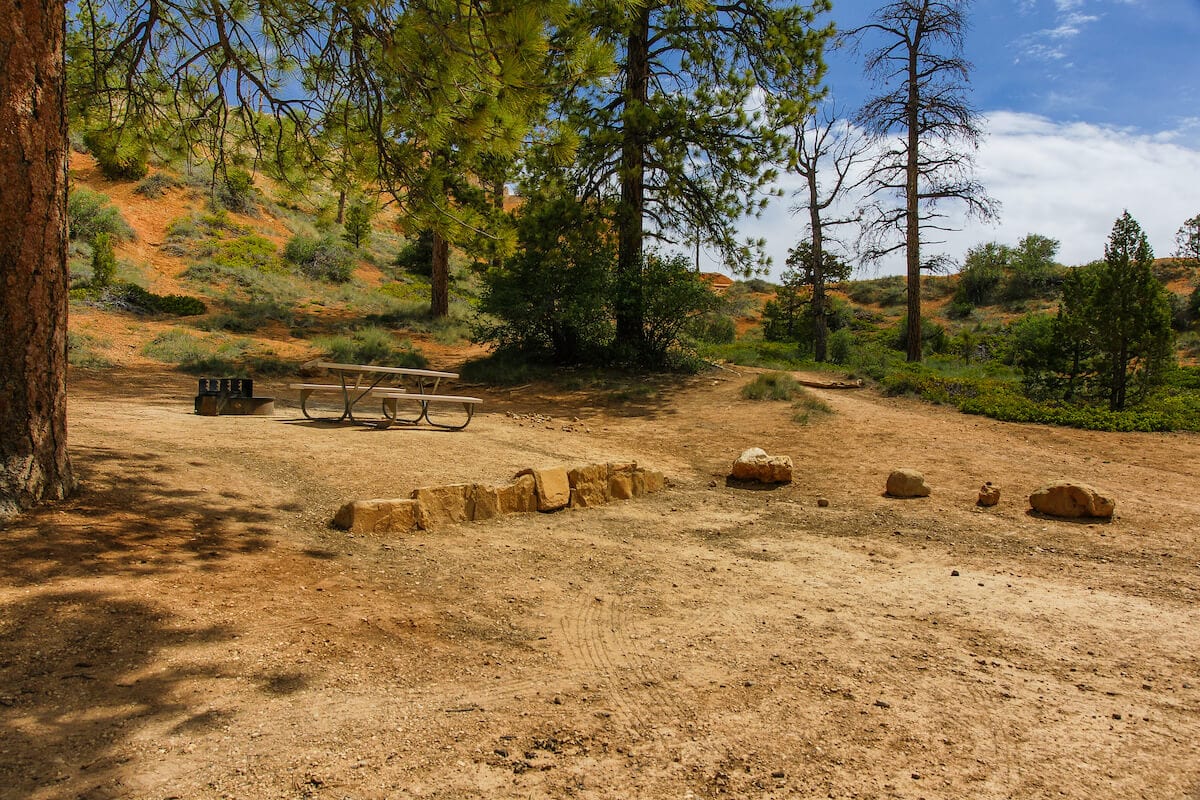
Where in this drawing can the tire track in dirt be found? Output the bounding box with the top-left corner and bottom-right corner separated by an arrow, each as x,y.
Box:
558,593 -> 692,737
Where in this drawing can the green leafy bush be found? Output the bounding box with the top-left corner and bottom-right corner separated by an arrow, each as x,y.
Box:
690,313 -> 736,344
68,187 -> 134,243
827,328 -> 854,365
72,283 -> 206,316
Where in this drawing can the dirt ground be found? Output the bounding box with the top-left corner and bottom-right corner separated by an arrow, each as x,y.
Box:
2,366 -> 1199,800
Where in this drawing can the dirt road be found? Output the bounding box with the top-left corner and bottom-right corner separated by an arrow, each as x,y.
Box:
2,368 -> 1198,799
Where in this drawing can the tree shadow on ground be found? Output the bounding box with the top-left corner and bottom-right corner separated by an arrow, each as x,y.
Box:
0,444 -> 298,798
0,589 -> 234,800
0,445 -> 282,586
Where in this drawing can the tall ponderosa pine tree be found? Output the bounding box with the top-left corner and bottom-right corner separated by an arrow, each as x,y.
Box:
564,0 -> 832,361
853,0 -> 997,362
0,0 -> 75,519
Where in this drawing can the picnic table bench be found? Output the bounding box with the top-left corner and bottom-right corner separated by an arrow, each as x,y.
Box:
289,362 -> 482,429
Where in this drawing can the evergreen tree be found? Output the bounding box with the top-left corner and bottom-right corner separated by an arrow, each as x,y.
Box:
1091,212 -> 1174,411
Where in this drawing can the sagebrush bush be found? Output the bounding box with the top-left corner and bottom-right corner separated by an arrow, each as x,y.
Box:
134,172 -> 182,199
740,372 -> 802,401
68,187 -> 134,243
216,168 -> 258,214
284,234 -> 355,283
315,327 -> 426,367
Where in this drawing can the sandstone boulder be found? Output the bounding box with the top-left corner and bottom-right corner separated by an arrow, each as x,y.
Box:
1029,481 -> 1115,519
885,468 -> 931,498
977,482 -> 1001,507
470,484 -> 502,521
641,469 -> 667,493
531,466 -> 571,512
332,498 -> 417,534
608,462 -> 637,500
412,484 -> 473,530
568,464 -> 609,508
730,448 -> 793,484
497,474 -> 537,514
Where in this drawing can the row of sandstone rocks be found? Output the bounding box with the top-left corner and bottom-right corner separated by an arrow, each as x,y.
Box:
333,462 -> 667,533
885,468 -> 1116,519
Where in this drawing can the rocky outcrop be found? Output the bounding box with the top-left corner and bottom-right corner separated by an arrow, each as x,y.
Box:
730,448 -> 793,484
885,469 -> 931,498
1029,481 -> 1115,519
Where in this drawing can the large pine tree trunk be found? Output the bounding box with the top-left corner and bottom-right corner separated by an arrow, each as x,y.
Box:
614,5 -> 651,360
0,0 -> 75,519
430,231 -> 450,318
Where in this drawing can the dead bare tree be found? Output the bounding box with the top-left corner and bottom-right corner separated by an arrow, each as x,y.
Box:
853,0 -> 998,361
787,103 -> 872,361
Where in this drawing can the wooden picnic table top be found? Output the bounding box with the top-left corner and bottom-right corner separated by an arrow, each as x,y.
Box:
316,361 -> 459,379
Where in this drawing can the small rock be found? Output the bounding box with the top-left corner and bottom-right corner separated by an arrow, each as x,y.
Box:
951,570 -> 960,577
730,448 -> 793,484
817,497 -> 830,508
885,468 -> 931,498
977,481 -> 1001,507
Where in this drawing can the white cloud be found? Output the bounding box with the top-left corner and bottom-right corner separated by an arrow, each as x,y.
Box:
737,111 -> 1200,279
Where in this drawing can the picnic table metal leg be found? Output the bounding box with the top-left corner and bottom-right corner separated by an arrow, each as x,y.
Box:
422,400 -> 476,430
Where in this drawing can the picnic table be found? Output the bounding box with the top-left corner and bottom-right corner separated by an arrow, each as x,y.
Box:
289,362 -> 482,429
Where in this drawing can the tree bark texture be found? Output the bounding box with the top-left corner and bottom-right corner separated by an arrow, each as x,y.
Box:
614,5 -> 651,358
904,4 -> 925,363
430,230 -> 450,318
0,0 -> 75,519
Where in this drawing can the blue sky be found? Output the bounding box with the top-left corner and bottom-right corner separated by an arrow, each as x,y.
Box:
742,0 -> 1200,276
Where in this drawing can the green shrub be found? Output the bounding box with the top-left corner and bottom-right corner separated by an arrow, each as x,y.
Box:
739,277 -> 776,294
73,283 -> 206,316
639,251 -> 722,367
197,234 -> 280,272
699,339 -> 809,370
690,313 -> 736,344
142,329 -> 247,374
284,234 -> 355,283
459,350 -> 548,386
68,187 -> 134,242
476,195 -> 614,363
90,233 -> 117,288
741,371 -> 802,401
83,128 -> 148,180
827,328 -> 854,365
216,168 -> 258,214
890,316 -> 948,355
